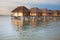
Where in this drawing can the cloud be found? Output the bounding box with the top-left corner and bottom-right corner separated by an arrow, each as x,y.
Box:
0,0 -> 60,8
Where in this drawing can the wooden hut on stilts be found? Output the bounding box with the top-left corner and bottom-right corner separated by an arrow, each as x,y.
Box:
11,6 -> 30,19
30,8 -> 41,18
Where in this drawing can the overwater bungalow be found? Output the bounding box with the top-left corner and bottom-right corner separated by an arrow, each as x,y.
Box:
11,6 -> 30,17
52,10 -> 59,17
40,9 -> 55,17
40,8 -> 48,16
30,8 -> 41,17
11,6 -> 60,18
58,10 -> 60,16
47,10 -> 53,16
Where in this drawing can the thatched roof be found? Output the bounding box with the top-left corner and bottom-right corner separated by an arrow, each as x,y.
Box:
40,8 -> 53,13
30,8 -> 41,13
11,6 -> 30,12
40,8 -> 48,12
47,10 -> 53,13
58,10 -> 60,13
52,10 -> 59,13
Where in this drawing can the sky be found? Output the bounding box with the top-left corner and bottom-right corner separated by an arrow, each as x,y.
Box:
0,0 -> 60,15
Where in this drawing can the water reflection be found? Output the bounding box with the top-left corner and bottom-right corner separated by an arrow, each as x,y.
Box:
0,16 -> 60,40
30,18 -> 38,27
11,16 -> 60,30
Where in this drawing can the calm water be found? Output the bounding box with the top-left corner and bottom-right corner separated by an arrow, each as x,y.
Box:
0,16 -> 60,40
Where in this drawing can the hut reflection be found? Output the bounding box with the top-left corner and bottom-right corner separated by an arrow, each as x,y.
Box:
53,17 -> 57,22
12,17 -> 48,28
12,19 -> 24,30
30,18 -> 38,27
43,17 -> 47,22
12,19 -> 18,27
53,17 -> 60,22
11,17 -> 30,30
11,16 -> 60,31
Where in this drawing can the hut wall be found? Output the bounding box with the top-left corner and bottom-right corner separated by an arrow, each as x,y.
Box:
53,12 -> 58,16
57,12 -> 60,16
12,12 -> 30,17
42,12 -> 47,16
47,13 -> 53,16
41,9 -> 48,16
13,12 -> 18,16
18,12 -> 23,16
30,13 -> 37,16
30,12 -> 42,17
37,12 -> 42,16
23,12 -> 30,17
